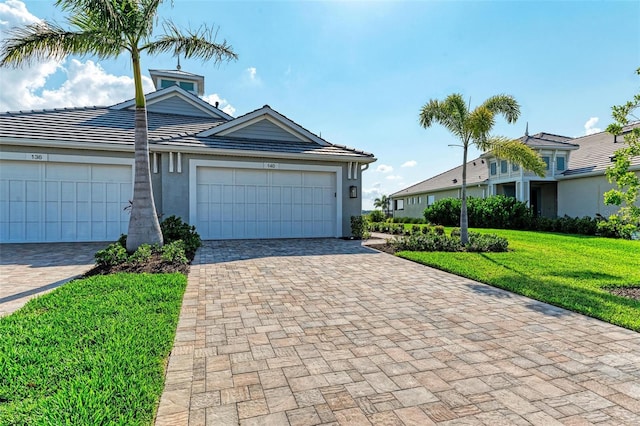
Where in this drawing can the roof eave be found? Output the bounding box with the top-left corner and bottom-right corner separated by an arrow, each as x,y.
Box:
0,137 -> 376,164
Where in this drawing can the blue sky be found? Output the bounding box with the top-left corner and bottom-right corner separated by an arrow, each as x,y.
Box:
1,0 -> 638,209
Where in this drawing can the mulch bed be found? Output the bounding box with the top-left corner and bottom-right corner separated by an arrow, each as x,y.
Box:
366,243 -> 397,255
83,253 -> 190,277
606,287 -> 640,301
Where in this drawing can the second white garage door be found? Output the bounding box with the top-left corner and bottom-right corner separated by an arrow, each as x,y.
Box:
195,167 -> 337,240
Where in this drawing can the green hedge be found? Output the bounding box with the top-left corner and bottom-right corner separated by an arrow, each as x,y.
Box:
422,195 -> 634,238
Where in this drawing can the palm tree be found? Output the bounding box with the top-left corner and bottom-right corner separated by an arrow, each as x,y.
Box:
374,194 -> 391,217
0,0 -> 237,252
419,93 -> 545,244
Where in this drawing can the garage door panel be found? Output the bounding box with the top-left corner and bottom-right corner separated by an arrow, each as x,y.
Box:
106,202 -> 121,221
236,170 -> 267,185
61,182 -> 75,201
304,172 -> 333,186
1,162 -> 39,179
196,184 -> 209,203
272,171 -> 301,185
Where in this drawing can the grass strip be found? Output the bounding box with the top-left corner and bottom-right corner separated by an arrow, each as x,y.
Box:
0,273 -> 187,425
396,229 -> 640,331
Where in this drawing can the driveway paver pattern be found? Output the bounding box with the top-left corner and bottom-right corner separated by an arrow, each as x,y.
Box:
0,242 -> 105,316
156,239 -> 640,425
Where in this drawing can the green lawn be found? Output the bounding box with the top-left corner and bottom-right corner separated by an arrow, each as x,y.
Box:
0,273 -> 187,425
396,229 -> 640,331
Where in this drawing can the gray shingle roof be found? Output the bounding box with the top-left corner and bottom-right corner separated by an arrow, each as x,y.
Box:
0,105 -> 374,160
562,123 -> 640,177
391,158 -> 488,197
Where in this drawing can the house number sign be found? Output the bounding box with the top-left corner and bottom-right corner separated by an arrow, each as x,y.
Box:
264,162 -> 279,169
28,153 -> 48,161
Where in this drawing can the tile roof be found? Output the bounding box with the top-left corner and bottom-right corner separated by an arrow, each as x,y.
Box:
0,105 -> 374,160
561,123 -> 640,177
518,132 -> 578,149
391,158 -> 488,197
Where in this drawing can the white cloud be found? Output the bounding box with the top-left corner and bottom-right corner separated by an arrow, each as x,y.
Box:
243,66 -> 262,86
0,1 -> 155,111
375,164 -> 393,173
584,117 -> 601,135
386,175 -> 403,181
401,160 -> 417,168
202,93 -> 236,116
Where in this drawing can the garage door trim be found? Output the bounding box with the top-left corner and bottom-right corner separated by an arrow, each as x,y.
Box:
189,159 -> 342,238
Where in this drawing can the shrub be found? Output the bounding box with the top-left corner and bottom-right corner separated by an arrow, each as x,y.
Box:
160,216 -> 202,258
369,210 -> 385,223
351,215 -> 369,239
434,225 -> 445,235
95,242 -> 129,267
466,233 -> 509,252
390,233 -> 463,252
129,244 -> 153,264
424,198 -> 461,226
410,225 -> 422,235
596,215 -> 638,239
161,240 -> 189,264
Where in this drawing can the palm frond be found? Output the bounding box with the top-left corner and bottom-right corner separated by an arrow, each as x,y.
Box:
482,94 -> 520,124
467,105 -> 495,147
419,93 -> 469,140
486,136 -> 547,177
0,22 -> 121,67
144,22 -> 237,63
56,0 -> 123,33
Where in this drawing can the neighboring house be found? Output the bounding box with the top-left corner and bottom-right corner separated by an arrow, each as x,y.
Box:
0,69 -> 375,243
391,125 -> 640,220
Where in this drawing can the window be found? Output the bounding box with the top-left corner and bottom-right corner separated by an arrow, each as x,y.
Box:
179,81 -> 195,91
427,195 -> 435,206
160,79 -> 177,89
556,157 -> 566,171
395,199 -> 404,210
490,162 -> 497,175
542,156 -> 550,170
500,160 -> 508,173
418,196 -> 422,204
512,163 -> 519,172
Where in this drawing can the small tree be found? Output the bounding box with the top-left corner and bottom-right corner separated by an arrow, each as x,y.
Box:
373,194 -> 391,217
419,93 -> 546,243
603,68 -> 640,229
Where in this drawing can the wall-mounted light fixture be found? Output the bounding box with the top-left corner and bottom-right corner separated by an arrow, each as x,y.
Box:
349,185 -> 358,198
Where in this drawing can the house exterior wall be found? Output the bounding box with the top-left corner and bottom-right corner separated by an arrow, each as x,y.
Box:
1,145 -> 364,239
146,97 -> 212,117
557,173 -> 639,218
155,152 -> 359,238
230,120 -> 300,142
392,186 -> 486,219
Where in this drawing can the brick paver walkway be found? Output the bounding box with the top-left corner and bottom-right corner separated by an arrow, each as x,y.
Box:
155,239 -> 640,425
0,242 -> 105,316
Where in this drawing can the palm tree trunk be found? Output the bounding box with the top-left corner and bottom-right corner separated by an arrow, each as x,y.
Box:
460,145 -> 469,244
126,49 -> 163,252
126,107 -> 163,252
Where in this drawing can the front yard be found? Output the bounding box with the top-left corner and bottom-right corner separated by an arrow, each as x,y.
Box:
394,228 -> 640,331
0,273 -> 186,425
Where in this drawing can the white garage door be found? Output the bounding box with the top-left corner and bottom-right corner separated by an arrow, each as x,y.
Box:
0,160 -> 132,243
195,167 -> 336,239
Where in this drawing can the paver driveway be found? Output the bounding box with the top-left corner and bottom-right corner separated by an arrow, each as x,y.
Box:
156,239 -> 640,425
0,242 -> 105,316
